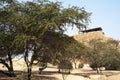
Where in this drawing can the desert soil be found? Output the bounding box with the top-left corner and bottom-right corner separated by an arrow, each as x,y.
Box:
0,64 -> 120,80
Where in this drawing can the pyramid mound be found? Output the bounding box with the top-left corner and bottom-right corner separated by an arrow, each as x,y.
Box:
73,31 -> 112,45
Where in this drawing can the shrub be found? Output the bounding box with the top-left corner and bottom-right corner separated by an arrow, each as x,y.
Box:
58,60 -> 73,69
90,62 -> 98,70
104,60 -> 120,70
58,59 -> 73,74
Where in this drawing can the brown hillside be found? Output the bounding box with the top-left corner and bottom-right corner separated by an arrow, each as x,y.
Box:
73,31 -> 112,46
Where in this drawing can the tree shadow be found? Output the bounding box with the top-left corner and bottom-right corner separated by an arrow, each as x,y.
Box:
70,69 -> 120,78
41,71 -> 59,75
0,70 -> 60,80
71,72 -> 96,78
32,75 -> 60,80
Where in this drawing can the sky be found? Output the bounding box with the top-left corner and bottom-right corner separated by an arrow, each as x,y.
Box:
20,0 -> 120,40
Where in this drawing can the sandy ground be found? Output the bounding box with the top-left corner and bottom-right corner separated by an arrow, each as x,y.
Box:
1,64 -> 120,80
0,61 -> 120,80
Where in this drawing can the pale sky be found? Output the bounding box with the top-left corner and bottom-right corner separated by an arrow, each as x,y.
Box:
20,0 -> 120,40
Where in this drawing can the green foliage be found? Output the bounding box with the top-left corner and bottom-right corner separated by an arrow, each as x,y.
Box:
84,39 -> 120,72
104,59 -> 120,70
0,0 -> 90,79
90,62 -> 101,70
84,39 -> 106,68
58,59 -> 73,69
103,40 -> 120,70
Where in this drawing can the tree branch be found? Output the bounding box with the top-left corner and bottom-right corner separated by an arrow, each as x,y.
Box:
0,59 -> 10,71
0,70 -> 13,77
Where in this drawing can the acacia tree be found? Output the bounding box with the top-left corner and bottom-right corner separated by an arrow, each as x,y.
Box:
103,39 -> 120,70
0,0 -> 90,80
0,31 -> 16,77
84,39 -> 107,73
0,0 -> 18,77
84,39 -> 120,73
65,39 -> 87,69
42,34 -> 77,80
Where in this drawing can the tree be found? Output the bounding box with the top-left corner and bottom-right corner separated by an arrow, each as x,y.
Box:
0,0 -> 17,77
39,31 -> 75,71
84,39 -> 120,73
58,59 -> 73,80
0,0 -> 90,80
84,39 -> 107,73
103,39 -> 120,70
65,39 -> 87,69
0,32 -> 16,77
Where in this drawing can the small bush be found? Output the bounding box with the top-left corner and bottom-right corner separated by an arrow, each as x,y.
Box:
90,63 -> 98,70
58,60 -> 72,69
58,60 -> 72,74
104,60 -> 120,70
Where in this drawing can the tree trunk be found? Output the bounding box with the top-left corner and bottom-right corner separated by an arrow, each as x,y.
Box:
74,62 -> 77,69
58,68 -> 61,73
0,62 -> 15,77
25,56 -> 32,80
0,51 -> 15,77
8,52 -> 15,77
96,67 -> 101,74
27,66 -> 32,80
73,59 -> 77,69
24,48 -> 36,80
68,69 -> 70,74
